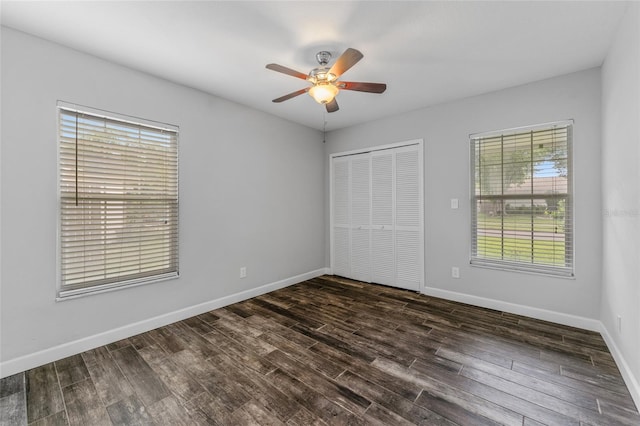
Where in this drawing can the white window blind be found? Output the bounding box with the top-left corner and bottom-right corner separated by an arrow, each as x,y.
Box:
470,121 -> 573,277
58,105 -> 179,298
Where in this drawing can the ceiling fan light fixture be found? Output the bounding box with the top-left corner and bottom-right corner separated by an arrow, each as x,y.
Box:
309,83 -> 339,104
267,47 -> 385,113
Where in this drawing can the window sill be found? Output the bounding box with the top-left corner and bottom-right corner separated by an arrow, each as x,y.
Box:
56,272 -> 179,301
470,261 -> 575,279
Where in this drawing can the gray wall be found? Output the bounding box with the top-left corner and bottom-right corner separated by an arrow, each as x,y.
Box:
325,68 -> 603,322
0,28 -> 325,364
601,3 -> 640,398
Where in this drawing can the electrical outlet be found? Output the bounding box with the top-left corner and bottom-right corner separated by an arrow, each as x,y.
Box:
240,267 -> 247,278
451,267 -> 460,279
451,198 -> 459,209
617,315 -> 622,332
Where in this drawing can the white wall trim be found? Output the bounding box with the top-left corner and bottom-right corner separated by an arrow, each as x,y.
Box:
329,138 -> 424,160
0,268 -> 327,378
599,324 -> 640,410
421,285 -> 640,408
5,267 -> 638,412
422,285 -> 601,331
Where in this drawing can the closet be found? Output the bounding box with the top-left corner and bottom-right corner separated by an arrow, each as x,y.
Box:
330,141 -> 423,291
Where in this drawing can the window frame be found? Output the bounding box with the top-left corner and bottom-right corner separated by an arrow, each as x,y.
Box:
56,101 -> 179,300
469,120 -> 574,278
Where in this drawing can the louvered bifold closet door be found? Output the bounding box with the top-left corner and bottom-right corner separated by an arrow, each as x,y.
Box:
395,145 -> 423,291
349,154 -> 371,283
59,108 -> 178,297
331,141 -> 423,291
370,151 -> 395,286
331,157 -> 351,278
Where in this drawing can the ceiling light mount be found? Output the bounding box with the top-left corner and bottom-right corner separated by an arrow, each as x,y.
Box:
315,51 -> 332,66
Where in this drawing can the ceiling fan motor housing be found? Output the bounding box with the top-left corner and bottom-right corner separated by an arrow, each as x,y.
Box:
308,67 -> 337,84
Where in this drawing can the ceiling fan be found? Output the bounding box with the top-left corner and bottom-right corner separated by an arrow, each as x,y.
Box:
266,48 -> 386,113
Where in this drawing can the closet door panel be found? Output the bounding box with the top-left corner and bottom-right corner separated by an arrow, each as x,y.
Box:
395,146 -> 423,291
370,152 -> 394,286
332,158 -> 350,278
396,230 -> 421,289
333,158 -> 350,226
349,154 -> 371,283
333,227 -> 350,277
371,153 -> 393,226
371,228 -> 394,285
351,228 -> 371,282
396,149 -> 421,228
350,155 -> 371,226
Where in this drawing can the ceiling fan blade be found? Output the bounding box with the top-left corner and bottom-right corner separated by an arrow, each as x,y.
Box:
326,98 -> 339,113
272,88 -> 309,103
329,48 -> 363,78
266,63 -> 308,80
339,81 -> 387,94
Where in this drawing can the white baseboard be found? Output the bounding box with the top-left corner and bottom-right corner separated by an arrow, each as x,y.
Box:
421,285 -> 640,410
599,324 -> 640,410
0,268 -> 327,378
5,270 -> 638,413
421,285 -> 601,331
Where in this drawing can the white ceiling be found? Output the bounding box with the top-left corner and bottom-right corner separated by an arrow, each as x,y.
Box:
1,1 -> 628,131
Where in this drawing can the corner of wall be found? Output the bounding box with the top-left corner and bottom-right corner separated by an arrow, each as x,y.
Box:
599,0 -> 640,412
600,322 -> 640,410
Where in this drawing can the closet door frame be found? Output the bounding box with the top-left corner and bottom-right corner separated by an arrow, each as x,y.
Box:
329,139 -> 424,292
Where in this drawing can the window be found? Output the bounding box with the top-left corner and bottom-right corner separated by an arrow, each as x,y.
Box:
58,103 -> 179,298
470,121 -> 573,277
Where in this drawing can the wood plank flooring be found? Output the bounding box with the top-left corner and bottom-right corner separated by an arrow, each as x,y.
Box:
1,275 -> 639,425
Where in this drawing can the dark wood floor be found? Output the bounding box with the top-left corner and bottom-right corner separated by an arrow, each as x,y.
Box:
1,275 -> 639,425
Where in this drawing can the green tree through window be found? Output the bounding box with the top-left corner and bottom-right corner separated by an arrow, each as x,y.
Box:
470,122 -> 573,277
